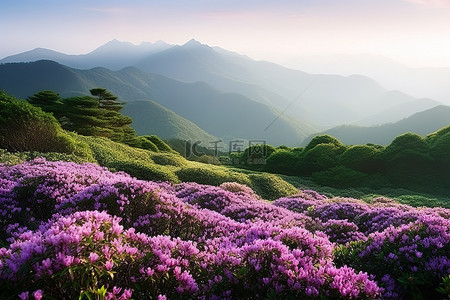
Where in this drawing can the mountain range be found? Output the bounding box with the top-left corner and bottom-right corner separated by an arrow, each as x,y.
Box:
0,39 -> 447,146
302,105 -> 450,146
0,60 -> 315,146
290,53 -> 450,105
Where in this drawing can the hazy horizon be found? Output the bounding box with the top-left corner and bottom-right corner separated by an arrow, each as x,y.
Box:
2,0 -> 450,69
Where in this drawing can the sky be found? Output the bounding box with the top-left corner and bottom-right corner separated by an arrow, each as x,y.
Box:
1,0 -> 450,68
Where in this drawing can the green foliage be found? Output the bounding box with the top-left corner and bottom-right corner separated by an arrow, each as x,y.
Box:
28,89 -> 139,145
0,91 -> 74,153
265,149 -> 299,174
437,275 -> 450,298
175,166 -> 251,187
27,90 -> 63,117
340,145 -> 383,173
108,160 -> 179,183
305,134 -> 343,151
299,143 -> 344,175
61,94 -> 137,144
142,135 -> 174,152
149,152 -> 187,167
312,166 -> 389,189
248,173 -> 298,200
429,132 -> 450,163
0,149 -> 27,165
234,126 -> 450,195
384,133 -> 430,166
75,135 -> 154,166
90,87 -> 124,112
137,137 -> 159,152
196,155 -> 222,165
382,133 -> 436,191
240,144 -> 276,166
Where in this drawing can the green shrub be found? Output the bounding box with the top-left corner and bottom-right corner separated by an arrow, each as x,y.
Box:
138,137 -> 159,152
0,92 -> 74,153
249,173 -> 298,200
384,133 -> 429,157
0,149 -> 27,165
108,160 -> 179,183
382,134 -> 435,190
304,135 -> 344,151
298,143 -> 344,175
312,166 -> 389,189
77,135 -> 153,166
142,135 -> 174,152
426,125 -> 450,146
175,167 -> 251,187
150,153 -> 187,167
240,144 -> 276,166
265,149 -> 299,175
340,145 -> 383,173
226,171 -> 252,186
196,155 -> 222,165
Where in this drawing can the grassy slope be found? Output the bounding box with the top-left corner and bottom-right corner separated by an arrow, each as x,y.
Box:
1,127 -> 446,207
3,130 -> 447,207
0,132 -> 297,201
122,99 -> 218,145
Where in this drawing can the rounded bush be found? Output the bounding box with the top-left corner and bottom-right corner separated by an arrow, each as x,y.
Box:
305,135 -> 344,151
108,160 -> 179,183
299,143 -> 343,175
150,153 -> 187,167
340,145 -> 382,173
249,173 -> 298,200
175,167 -> 250,187
142,135 -> 174,152
265,149 -> 299,174
0,92 -> 70,153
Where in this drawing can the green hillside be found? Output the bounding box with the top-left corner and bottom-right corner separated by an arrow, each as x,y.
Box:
0,60 -> 316,146
122,99 -> 218,145
0,91 -> 298,200
302,105 -> 450,145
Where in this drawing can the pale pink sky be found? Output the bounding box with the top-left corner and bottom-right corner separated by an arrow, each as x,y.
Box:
1,0 -> 450,67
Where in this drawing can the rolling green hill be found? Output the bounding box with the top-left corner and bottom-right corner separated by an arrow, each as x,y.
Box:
0,60 -> 316,146
122,99 -> 218,145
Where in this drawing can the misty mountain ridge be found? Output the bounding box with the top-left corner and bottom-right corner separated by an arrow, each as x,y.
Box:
0,60 -> 316,146
302,105 -> 450,146
1,40 -> 172,71
1,39 -> 440,127
291,53 -> 450,105
0,39 -> 445,145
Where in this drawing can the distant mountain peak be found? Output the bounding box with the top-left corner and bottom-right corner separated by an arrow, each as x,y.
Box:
183,38 -> 203,47
106,38 -> 132,45
154,40 -> 167,45
91,39 -> 135,53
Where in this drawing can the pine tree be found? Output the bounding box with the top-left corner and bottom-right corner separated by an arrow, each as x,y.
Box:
61,96 -> 111,137
90,88 -> 124,112
27,90 -> 63,118
89,88 -> 138,143
27,88 -> 140,145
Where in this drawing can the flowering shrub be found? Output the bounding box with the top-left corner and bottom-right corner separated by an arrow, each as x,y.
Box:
335,215 -> 450,299
1,159 -> 449,299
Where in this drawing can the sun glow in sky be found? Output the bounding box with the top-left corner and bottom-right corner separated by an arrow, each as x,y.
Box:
1,0 -> 450,68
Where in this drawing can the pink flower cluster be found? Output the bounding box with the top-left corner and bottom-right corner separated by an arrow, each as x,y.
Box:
0,159 -> 448,299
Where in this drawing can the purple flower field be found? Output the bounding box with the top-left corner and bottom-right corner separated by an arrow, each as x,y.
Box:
0,159 -> 449,299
